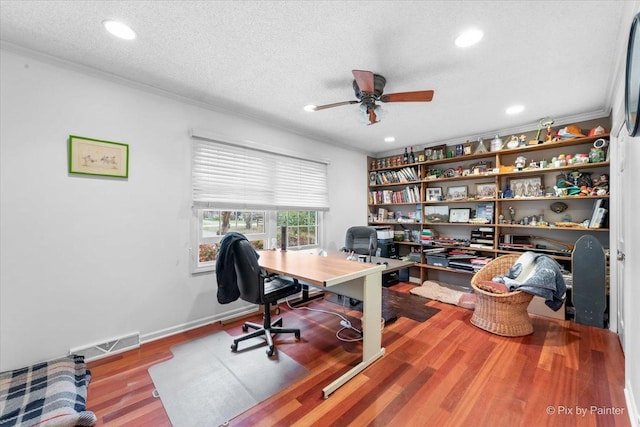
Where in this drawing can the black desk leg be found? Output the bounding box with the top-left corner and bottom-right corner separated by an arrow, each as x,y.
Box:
289,284 -> 324,307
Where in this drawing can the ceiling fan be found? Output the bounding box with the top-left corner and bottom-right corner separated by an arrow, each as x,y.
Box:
311,70 -> 434,125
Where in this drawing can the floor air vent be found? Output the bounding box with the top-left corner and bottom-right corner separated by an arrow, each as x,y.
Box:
70,332 -> 140,361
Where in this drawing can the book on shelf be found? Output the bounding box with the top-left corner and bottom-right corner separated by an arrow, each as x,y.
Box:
588,198 -> 609,228
469,243 -> 494,249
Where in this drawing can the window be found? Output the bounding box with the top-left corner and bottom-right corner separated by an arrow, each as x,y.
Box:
277,211 -> 318,248
190,131 -> 329,272
195,209 -> 320,271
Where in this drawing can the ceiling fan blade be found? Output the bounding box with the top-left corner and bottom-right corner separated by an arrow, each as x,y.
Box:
380,90 -> 434,103
312,100 -> 359,111
352,70 -> 375,93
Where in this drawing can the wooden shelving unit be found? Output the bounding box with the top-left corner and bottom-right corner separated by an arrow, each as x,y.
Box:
367,128 -> 611,288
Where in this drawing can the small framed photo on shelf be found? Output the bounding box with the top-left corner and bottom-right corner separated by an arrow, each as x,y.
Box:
449,208 -> 471,223
424,205 -> 449,223
447,185 -> 468,200
508,175 -> 544,197
475,182 -> 497,199
426,187 -> 443,201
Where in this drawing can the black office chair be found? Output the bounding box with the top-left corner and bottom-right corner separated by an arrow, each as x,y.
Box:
344,226 -> 378,257
342,226 -> 378,306
229,238 -> 302,357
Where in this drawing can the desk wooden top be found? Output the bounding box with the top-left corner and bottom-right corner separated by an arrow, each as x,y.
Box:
257,250 -> 385,287
317,251 -> 415,273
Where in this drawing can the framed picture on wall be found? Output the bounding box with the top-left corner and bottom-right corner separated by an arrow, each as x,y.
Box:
68,135 -> 129,178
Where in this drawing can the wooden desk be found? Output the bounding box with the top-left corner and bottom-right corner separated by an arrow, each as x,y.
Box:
258,250 -> 386,398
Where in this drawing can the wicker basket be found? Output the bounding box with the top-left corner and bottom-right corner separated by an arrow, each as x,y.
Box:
470,254 -> 534,337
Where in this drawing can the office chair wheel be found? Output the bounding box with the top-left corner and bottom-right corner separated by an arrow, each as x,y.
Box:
241,324 -> 249,332
231,342 -> 238,352
295,331 -> 300,339
266,346 -> 275,357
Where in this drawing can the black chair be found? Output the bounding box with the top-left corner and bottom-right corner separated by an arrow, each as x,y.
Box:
229,238 -> 302,357
344,226 -> 378,257
342,226 -> 378,306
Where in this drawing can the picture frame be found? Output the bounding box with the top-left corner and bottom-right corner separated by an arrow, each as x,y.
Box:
426,187 -> 443,201
449,208 -> 471,223
68,135 -> 129,178
426,144 -> 447,161
424,205 -> 449,223
475,202 -> 494,222
475,182 -> 497,199
447,185 -> 468,200
508,175 -> 544,197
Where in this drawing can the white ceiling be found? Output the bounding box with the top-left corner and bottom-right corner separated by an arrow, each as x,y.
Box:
0,1 -> 635,155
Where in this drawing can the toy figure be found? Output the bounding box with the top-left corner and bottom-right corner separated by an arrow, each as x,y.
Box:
593,173 -> 609,195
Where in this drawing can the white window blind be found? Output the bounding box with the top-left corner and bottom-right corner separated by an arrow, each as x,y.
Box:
192,135 -> 329,211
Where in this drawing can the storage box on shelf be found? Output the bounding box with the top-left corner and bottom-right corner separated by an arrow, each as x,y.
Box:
367,121 -> 611,293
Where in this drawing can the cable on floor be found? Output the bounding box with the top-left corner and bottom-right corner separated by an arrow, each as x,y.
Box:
285,296 -> 385,343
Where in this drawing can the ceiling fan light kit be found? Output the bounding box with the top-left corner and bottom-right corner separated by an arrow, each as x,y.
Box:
312,70 -> 434,125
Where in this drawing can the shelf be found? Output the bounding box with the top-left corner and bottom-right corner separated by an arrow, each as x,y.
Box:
368,221 -> 421,226
424,198 -> 495,204
396,241 -> 421,246
498,224 -> 609,232
367,125 -> 610,288
369,202 -> 421,207
423,264 -> 476,275
498,195 -> 609,202
493,134 -> 609,155
497,249 -> 572,262
369,135 -> 610,174
423,174 -> 498,184
498,161 -> 609,178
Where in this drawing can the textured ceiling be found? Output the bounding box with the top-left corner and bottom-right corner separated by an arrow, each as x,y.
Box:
0,1 -> 635,154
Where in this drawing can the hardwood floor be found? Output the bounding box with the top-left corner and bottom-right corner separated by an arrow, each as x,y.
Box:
86,283 -> 629,426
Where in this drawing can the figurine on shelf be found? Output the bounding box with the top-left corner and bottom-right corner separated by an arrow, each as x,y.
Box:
506,135 -> 519,149
509,206 -> 516,222
519,134 -> 527,147
475,137 -> 488,154
593,173 -> 609,195
545,120 -> 555,143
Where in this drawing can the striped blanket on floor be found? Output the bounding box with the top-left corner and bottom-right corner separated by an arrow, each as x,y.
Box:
0,355 -> 96,427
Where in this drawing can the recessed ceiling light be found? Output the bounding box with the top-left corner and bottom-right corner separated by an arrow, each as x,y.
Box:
384,136 -> 395,143
303,104 -> 316,112
455,28 -> 483,48
506,104 -> 525,115
103,20 -> 136,40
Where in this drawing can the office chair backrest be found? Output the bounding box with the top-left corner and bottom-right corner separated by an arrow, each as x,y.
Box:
345,226 -> 378,255
232,238 -> 264,305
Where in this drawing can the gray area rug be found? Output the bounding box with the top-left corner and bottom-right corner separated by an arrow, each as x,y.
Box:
148,330 -> 308,427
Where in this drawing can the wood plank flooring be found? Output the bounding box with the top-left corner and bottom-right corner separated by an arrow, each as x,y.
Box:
86,283 -> 629,426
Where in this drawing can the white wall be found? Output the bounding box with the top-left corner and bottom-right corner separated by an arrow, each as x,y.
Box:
0,48 -> 368,371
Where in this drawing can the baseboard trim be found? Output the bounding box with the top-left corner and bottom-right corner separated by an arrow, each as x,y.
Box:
141,305 -> 259,344
624,379 -> 639,427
